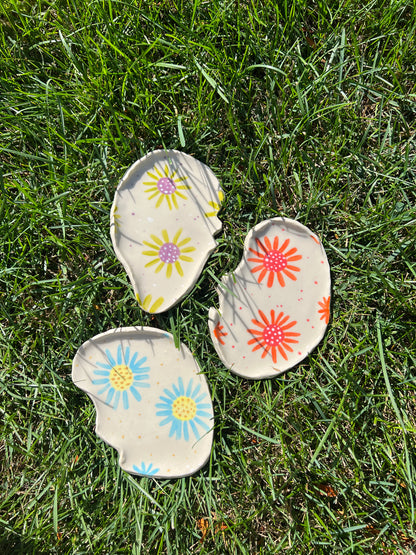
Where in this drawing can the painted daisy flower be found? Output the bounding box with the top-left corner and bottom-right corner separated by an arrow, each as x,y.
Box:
318,296 -> 331,324
156,377 -> 212,441
247,309 -> 300,363
132,462 -> 160,476
142,228 -> 196,278
247,236 -> 302,287
143,164 -> 190,210
92,345 -> 150,410
112,205 -> 121,232
212,322 -> 227,345
204,190 -> 225,217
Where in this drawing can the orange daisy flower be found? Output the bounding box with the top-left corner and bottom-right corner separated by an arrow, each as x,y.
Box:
247,309 -> 300,363
318,296 -> 331,324
247,236 -> 302,287
212,322 -> 227,345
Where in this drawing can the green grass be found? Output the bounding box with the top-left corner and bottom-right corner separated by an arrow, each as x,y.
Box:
1,0 -> 415,552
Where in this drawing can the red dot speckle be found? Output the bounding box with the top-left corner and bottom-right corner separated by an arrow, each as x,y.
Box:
314,281 -> 318,284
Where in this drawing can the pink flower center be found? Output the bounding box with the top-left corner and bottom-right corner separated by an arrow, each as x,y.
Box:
159,242 -> 180,263
263,324 -> 284,346
264,250 -> 287,272
157,177 -> 176,195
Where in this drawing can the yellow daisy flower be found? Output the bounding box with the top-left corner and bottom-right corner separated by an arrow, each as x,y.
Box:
142,229 -> 196,278
143,164 -> 190,210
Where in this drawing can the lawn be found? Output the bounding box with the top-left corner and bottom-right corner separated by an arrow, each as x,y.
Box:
1,0 -> 415,553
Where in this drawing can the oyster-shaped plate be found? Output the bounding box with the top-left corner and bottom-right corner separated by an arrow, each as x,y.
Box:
110,150 -> 224,313
72,327 -> 214,478
208,218 -> 331,379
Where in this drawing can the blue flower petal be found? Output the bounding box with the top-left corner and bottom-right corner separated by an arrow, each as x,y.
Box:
95,362 -> 112,370
105,387 -> 115,405
159,415 -> 174,426
131,356 -> 148,372
134,374 -> 150,382
105,348 -> 116,367
191,383 -> 201,398
97,382 -> 111,395
156,410 -> 172,417
162,389 -> 176,400
124,346 -> 130,365
178,376 -> 185,395
183,420 -> 189,441
196,410 -> 212,419
133,366 -> 150,375
170,419 -> 181,439
193,416 -> 210,431
92,378 -> 109,385
196,403 -> 211,411
185,379 -> 193,397
130,386 -> 142,403
194,392 -> 207,404
122,390 -> 129,409
113,390 -> 121,410
117,344 -> 122,365
189,419 -> 200,440
130,351 -> 138,367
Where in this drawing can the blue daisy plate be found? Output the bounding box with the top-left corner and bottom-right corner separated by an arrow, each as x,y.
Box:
72,327 -> 214,478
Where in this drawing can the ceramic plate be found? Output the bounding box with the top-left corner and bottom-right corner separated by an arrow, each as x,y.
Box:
208,218 -> 331,379
110,150 -> 224,313
72,327 -> 214,478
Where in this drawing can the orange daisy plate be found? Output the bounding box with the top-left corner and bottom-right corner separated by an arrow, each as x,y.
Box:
208,218 -> 331,379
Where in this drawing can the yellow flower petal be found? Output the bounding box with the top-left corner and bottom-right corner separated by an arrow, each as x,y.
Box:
149,297 -> 164,313
150,235 -> 163,246
155,262 -> 165,274
172,228 -> 183,244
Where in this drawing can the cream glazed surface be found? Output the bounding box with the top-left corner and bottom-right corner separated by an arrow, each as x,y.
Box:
110,150 -> 224,313
72,327 -> 214,478
209,218 -> 331,379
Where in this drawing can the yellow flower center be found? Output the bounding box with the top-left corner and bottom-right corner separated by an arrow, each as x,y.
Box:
109,365 -> 133,391
172,396 -> 197,421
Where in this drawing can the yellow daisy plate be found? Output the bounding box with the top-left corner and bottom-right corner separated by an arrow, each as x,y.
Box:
208,218 -> 331,379
72,327 -> 214,478
110,150 -> 224,313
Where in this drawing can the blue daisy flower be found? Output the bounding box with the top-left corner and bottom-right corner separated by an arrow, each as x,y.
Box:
92,345 -> 150,410
132,462 -> 160,476
155,377 -> 212,441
